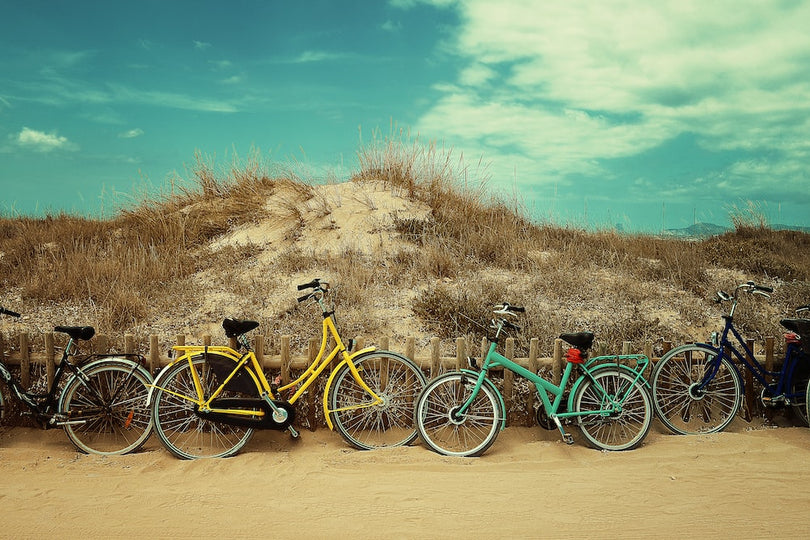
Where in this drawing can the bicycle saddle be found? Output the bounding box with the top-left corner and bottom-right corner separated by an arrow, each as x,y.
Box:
780,318 -> 810,337
54,326 -> 96,341
223,318 -> 260,338
560,332 -> 594,351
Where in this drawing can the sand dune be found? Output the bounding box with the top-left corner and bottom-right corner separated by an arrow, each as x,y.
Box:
2,418 -> 809,539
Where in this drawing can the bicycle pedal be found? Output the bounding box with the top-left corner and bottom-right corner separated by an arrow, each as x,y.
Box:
288,425 -> 300,439
562,433 -> 574,445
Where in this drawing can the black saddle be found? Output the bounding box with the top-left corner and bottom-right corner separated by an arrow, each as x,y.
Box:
780,318 -> 810,337
54,326 -> 95,341
560,332 -> 595,351
223,318 -> 260,338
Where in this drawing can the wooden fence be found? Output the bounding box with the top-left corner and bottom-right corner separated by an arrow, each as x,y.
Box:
0,331 -> 782,427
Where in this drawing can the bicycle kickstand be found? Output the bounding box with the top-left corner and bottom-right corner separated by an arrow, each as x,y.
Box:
553,416 -> 575,445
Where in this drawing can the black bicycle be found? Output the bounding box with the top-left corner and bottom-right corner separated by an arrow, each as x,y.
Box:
0,306 -> 154,454
651,282 -> 810,434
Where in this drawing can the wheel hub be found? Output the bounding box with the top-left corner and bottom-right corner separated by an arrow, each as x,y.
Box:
448,406 -> 466,425
688,383 -> 706,400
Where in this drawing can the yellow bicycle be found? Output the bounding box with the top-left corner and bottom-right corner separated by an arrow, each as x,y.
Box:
148,279 -> 426,459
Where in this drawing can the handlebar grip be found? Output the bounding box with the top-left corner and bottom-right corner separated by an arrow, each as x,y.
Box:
511,306 -> 525,313
297,293 -> 311,303
297,279 -> 320,291
0,307 -> 21,318
756,285 -> 774,293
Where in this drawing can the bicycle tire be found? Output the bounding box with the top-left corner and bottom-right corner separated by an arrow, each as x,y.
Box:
652,344 -> 742,435
573,368 -> 652,451
151,355 -> 255,459
788,353 -> 810,425
59,360 -> 154,455
414,371 -> 502,457
328,350 -> 426,450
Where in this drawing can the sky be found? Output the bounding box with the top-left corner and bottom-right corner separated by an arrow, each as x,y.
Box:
1,0 -> 809,232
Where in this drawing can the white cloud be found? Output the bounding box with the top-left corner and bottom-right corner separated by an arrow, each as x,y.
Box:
118,128 -> 144,138
16,127 -> 77,152
193,40 -> 212,50
414,0 -> 810,201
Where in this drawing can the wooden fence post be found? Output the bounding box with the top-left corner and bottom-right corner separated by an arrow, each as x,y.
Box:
20,333 -> 30,389
307,338 -> 318,430
456,337 -> 466,369
149,335 -> 159,373
430,337 -> 440,378
125,334 -> 135,355
174,335 -> 185,363
504,338 -> 515,424
622,341 -> 632,355
379,336 -> 389,351
254,335 -> 265,369
44,332 -> 56,390
95,334 -> 109,355
203,334 -> 212,346
743,338 -> 756,420
526,338 -> 539,416
552,338 -> 563,386
764,337 -> 775,377
280,336 -> 291,385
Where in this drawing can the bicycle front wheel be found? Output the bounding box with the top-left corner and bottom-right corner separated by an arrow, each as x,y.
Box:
328,351 -> 426,450
415,372 -> 502,457
59,360 -> 153,455
652,345 -> 742,435
573,369 -> 652,451
151,356 -> 254,459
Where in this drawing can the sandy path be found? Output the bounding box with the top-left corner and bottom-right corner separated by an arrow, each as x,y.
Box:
2,420 -> 809,539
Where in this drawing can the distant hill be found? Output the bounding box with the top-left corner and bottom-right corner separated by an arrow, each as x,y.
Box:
664,222 -> 730,238
664,222 -> 810,238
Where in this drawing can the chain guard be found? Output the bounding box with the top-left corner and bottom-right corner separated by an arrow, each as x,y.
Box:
195,398 -> 296,430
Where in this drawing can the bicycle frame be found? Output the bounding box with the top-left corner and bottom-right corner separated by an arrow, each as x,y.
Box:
698,315 -> 806,399
459,340 -> 649,437
149,308 -> 384,431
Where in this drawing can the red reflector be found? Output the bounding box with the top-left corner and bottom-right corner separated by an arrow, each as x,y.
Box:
565,348 -> 584,364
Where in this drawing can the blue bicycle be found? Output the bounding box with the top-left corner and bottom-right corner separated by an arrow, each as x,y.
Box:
651,281 -> 810,434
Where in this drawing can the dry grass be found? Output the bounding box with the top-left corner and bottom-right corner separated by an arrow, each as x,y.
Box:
1,136 -> 809,358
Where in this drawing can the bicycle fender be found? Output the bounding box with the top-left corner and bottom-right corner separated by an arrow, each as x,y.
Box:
146,358 -> 185,406
567,364 -> 646,413
458,369 -> 507,431
322,346 -> 378,430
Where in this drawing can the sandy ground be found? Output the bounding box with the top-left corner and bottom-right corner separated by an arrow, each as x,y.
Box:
2,418 -> 809,539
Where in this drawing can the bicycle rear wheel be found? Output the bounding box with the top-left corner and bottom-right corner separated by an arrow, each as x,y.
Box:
59,360 -> 153,455
328,351 -> 426,450
151,356 -> 254,459
652,345 -> 742,435
573,369 -> 652,451
415,372 -> 502,457
788,353 -> 810,426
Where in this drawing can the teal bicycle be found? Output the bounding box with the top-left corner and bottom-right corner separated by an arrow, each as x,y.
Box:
414,304 -> 653,457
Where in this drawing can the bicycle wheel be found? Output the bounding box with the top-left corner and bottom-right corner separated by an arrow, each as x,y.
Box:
652,345 -> 742,435
328,351 -> 426,450
573,369 -> 652,451
59,360 -> 153,455
415,372 -> 502,457
151,356 -> 255,459
788,353 -> 810,425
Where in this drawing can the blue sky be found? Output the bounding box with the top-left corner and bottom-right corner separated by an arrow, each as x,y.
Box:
2,0 -> 809,231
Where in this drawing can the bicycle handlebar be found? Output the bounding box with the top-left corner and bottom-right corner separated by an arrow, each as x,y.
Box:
297,279 -> 322,291
493,303 -> 525,316
0,306 -> 21,318
296,279 -> 330,304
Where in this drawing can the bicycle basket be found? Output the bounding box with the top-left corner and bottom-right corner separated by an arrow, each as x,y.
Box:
201,353 -> 260,395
